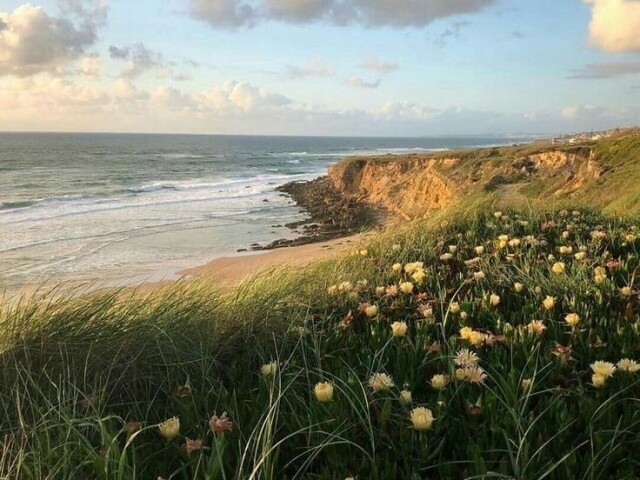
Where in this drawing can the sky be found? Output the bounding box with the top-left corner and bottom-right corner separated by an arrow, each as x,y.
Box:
0,0 -> 639,136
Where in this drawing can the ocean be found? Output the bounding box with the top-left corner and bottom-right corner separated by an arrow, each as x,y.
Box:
0,133 -> 527,290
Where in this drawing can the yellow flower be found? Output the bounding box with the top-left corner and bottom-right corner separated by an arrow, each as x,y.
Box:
399,282 -> 414,294
158,417 -> 180,440
459,327 -> 474,341
574,251 -> 586,261
430,374 -> 449,390
449,245 -> 458,253
551,262 -> 565,275
375,286 -> 386,297
594,267 -> 607,284
474,271 -> 485,281
514,282 -> 524,293
412,269 -> 427,284
521,378 -> 533,390
494,211 -> 502,218
261,361 -> 279,377
369,373 -> 394,392
314,382 -> 334,402
391,321 -> 408,337
454,368 -> 466,381
409,407 -> 434,431
404,262 -> 423,274
526,320 -> 547,336
591,361 -> 616,378
558,246 -> 573,254
359,249 -> 368,257
620,286 -> 632,297
440,253 -> 453,261
400,389 -> 413,403
364,304 -> 379,318
564,313 -> 580,327
462,366 -> 487,384
460,311 -> 469,322
617,358 -> 640,373
468,331 -> 485,347
625,233 -> 637,243
454,348 -> 480,367
543,296 -> 555,310
592,373 -> 607,388
392,263 -> 403,273
327,285 -> 338,295
508,238 -> 521,248
475,246 -> 485,255
498,234 -> 509,242
489,293 -> 500,307
449,302 -> 461,314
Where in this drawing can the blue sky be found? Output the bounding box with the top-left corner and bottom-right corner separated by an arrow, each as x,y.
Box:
1,0 -> 639,135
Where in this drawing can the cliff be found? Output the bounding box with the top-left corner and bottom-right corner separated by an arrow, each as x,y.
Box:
327,130 -> 640,218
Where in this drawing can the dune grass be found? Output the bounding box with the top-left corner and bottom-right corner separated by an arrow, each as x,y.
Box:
1,206 -> 639,479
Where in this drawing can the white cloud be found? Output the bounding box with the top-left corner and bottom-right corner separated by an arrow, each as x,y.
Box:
584,0 -> 640,52
196,80 -> 292,113
346,76 -> 380,88
285,58 -> 333,78
188,0 -> 496,28
361,57 -> 398,74
108,43 -> 189,81
0,2 -> 105,77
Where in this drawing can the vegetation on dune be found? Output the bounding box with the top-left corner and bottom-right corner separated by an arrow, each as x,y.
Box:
1,207 -> 640,479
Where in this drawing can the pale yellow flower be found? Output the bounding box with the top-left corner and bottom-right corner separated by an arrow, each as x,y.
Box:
625,233 -> 637,243
489,293 -> 500,307
559,246 -> 573,254
412,269 -> 427,284
474,271 -> 485,281
391,321 -> 408,337
399,282 -> 414,294
521,378 -> 533,390
392,263 -> 403,273
460,311 -> 469,322
508,238 -> 521,248
440,253 -> 453,261
375,286 -> 386,297
158,417 -> 180,440
430,374 -> 449,390
526,320 -> 547,336
459,327 -> 474,340
314,382 -> 334,402
449,302 -> 461,314
261,361 -> 279,377
592,373 -> 607,388
327,285 -> 338,295
514,282 -> 524,293
617,358 -> 640,373
591,361 -> 616,378
498,234 -> 509,242
364,304 -> 379,318
404,262 -> 423,274
400,389 -> 413,403
462,366 -> 487,384
475,246 -> 485,255
594,267 -> 607,284
359,249 -> 368,257
564,313 -> 580,327
543,296 -> 555,310
369,373 -> 394,392
454,348 -> 480,367
574,251 -> 586,261
468,331 -> 485,347
409,407 -> 434,431
551,262 -> 565,275
454,368 -> 466,381
620,286 -> 632,297
494,211 -> 502,218
449,245 -> 458,253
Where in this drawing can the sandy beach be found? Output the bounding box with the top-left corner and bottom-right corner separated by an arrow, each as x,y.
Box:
179,235 -> 360,289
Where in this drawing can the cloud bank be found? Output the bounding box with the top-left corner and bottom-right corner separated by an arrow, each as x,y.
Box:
188,0 -> 495,28
584,0 -> 640,52
0,2 -> 106,76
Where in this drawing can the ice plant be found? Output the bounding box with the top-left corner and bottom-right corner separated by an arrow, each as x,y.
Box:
514,282 -> 524,292
551,262 -> 566,274
369,373 -> 394,392
409,407 -> 434,431
391,321 -> 408,337
489,293 -> 500,306
399,282 -> 414,294
474,271 -> 485,281
617,358 -> 640,373
591,361 -> 616,378
543,296 -> 555,310
592,374 -> 607,388
526,320 -> 547,336
462,366 -> 487,384
364,304 -> 378,318
158,417 -> 180,440
475,246 -> 485,255
400,389 -> 413,403
210,412 -> 233,434
430,374 -> 449,390
183,438 -> 203,455
454,348 -> 480,367
564,313 -> 580,328
314,382 -> 334,402
449,302 -> 461,314
261,361 -> 278,377
521,378 -> 533,390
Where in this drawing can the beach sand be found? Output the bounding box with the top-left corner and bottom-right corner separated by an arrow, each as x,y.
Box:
179,235 -> 360,289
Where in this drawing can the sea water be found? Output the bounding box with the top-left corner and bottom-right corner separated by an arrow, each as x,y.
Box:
0,133 -> 529,290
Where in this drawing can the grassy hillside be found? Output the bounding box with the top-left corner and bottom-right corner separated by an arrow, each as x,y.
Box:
330,130 -> 640,217
1,206 -> 639,479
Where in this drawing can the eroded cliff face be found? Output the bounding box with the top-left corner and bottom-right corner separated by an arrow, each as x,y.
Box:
327,147 -> 602,219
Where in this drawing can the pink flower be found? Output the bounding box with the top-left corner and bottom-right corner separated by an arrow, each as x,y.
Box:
209,412 -> 233,434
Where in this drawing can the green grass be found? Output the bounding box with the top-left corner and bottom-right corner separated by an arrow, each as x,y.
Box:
1,206 -> 639,479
